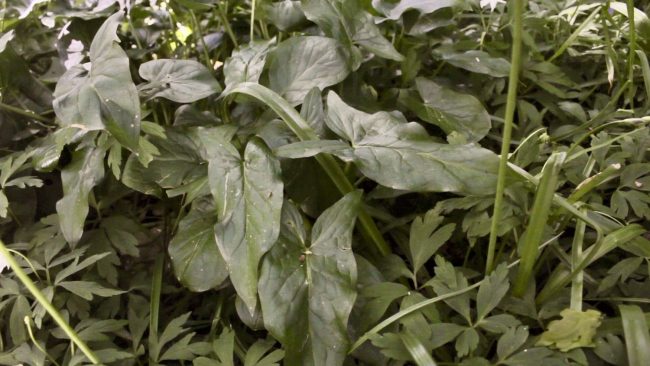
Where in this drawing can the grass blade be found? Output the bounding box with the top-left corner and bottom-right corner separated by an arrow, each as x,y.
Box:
486,0 -> 525,274
569,208 -> 586,311
400,332 -> 437,366
512,152 -> 566,297
0,240 -> 100,364
619,304 -> 650,366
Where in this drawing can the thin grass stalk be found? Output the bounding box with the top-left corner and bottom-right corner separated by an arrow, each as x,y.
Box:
512,152 -> 566,297
0,240 -> 100,364
569,208 -> 587,311
626,0 -> 636,108
485,0 -> 524,274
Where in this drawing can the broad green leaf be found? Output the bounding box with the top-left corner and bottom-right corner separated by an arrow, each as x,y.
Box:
404,77 -> 491,142
440,50 -> 511,77
372,0 -> 457,20
476,263 -> 509,322
325,92 -> 499,195
56,146 -> 106,245
264,1 -> 307,31
200,134 -> 283,312
619,304 -> 650,366
409,207 -> 455,277
52,13 -> 140,150
537,309 -> 603,352
138,59 -> 221,103
300,0 -> 403,61
267,36 -> 352,105
122,126 -> 212,196
224,39 -> 275,87
168,200 -> 229,292
258,192 -> 361,366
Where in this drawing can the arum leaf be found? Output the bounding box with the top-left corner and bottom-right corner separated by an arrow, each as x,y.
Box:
53,13 -> 140,150
404,77 -> 491,142
536,309 -> 603,352
168,200 -> 229,292
138,59 -> 221,103
267,36 -> 352,105
325,92 -> 499,195
200,133 -> 283,313
440,50 -> 511,77
224,39 -> 275,88
372,0 -> 457,20
258,192 -> 361,366
301,0 -> 403,61
56,146 -> 106,245
264,1 -> 307,31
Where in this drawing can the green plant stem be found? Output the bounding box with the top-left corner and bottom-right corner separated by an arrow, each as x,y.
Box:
224,83 -> 391,257
568,163 -> 622,203
0,102 -> 51,123
189,10 -> 212,71
547,6 -> 599,63
626,0 -> 636,108
0,240 -> 100,364
250,0 -> 256,41
217,1 -> 238,47
485,0 -> 524,274
150,252 -> 164,339
570,208 -> 587,311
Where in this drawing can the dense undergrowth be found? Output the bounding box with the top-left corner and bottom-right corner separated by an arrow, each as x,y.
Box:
1,0 -> 650,365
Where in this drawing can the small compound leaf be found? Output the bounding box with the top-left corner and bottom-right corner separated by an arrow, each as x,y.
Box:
476,263 -> 510,322
267,36 -> 352,105
259,193 -> 361,366
409,207 -> 455,276
326,92 -> 499,195
224,39 -> 275,88
455,328 -> 479,358
138,59 -> 221,103
201,135 -> 283,312
497,326 -> 529,361
168,200 -> 229,292
56,146 -> 106,245
53,13 -> 140,150
536,309 -> 603,352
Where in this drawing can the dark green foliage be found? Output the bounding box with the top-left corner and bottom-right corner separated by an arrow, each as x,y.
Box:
1,1 -> 650,365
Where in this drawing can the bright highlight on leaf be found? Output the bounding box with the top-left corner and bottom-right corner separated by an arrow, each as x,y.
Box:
537,309 -> 603,352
